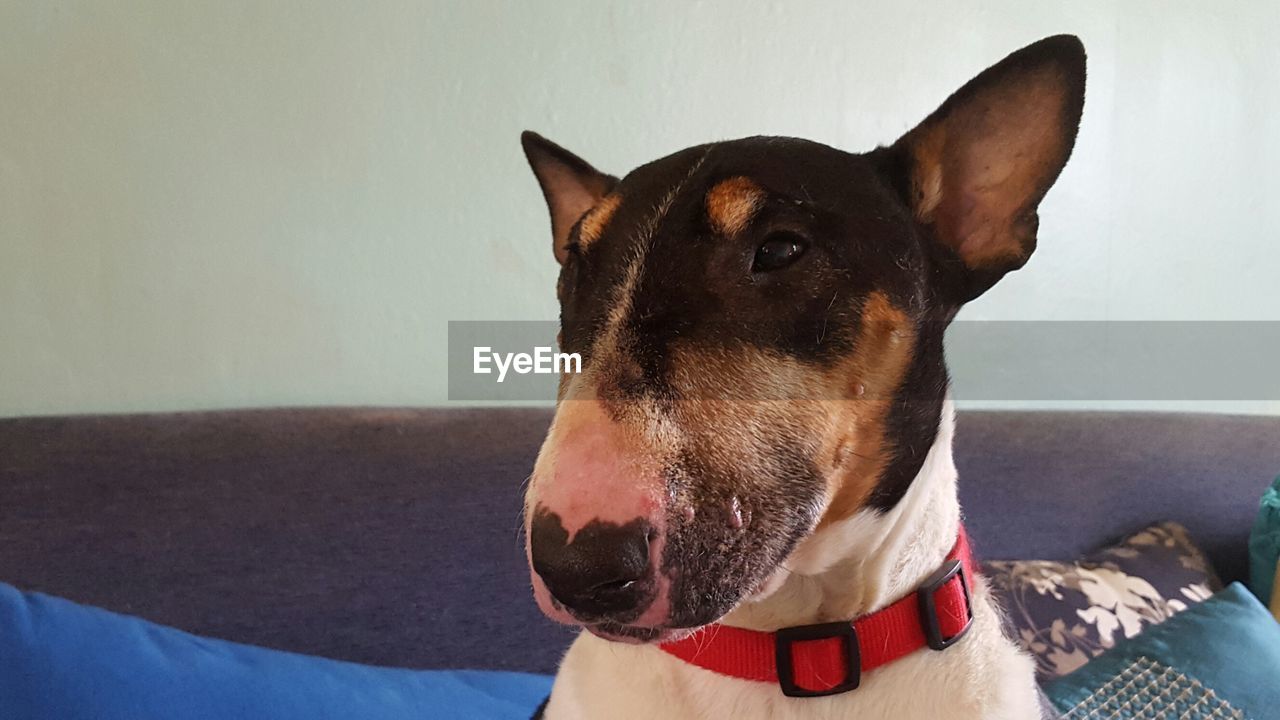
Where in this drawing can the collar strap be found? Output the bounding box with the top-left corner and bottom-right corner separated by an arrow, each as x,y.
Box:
658,526 -> 976,698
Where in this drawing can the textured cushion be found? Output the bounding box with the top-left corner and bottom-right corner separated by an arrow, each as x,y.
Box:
1043,583 -> 1280,719
0,582 -> 553,720
985,522 -> 1221,680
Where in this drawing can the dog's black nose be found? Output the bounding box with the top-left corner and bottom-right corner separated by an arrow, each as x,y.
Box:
529,510 -> 652,618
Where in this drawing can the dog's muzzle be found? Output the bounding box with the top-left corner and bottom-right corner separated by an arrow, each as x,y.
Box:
524,399 -> 673,634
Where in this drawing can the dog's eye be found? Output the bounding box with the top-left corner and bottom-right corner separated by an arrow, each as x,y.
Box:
752,232 -> 807,272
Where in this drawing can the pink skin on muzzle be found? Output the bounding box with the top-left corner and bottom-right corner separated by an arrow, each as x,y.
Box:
525,400 -> 674,636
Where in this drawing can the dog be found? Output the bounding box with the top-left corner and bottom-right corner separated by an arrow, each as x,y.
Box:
519,35 -> 1085,719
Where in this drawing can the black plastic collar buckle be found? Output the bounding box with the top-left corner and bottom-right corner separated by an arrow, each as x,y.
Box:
918,559 -> 974,651
774,621 -> 861,698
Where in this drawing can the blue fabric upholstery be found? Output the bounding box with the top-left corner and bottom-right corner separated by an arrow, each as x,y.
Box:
0,582 -> 552,720
1043,583 -> 1280,718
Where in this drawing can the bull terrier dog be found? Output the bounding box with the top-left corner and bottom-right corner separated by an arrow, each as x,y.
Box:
520,34 -> 1085,720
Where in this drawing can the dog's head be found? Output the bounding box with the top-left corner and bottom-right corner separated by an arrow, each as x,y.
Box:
521,36 -> 1085,642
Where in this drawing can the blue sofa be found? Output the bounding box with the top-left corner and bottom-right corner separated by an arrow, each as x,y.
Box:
0,409 -> 1275,674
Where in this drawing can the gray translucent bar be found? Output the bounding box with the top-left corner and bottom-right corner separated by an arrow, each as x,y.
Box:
448,321 -> 1280,402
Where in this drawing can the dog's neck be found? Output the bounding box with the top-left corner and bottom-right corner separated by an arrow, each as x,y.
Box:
723,401 -> 961,631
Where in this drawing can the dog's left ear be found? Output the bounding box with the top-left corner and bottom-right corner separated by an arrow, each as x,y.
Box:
887,35 -> 1086,302
521,131 -> 618,265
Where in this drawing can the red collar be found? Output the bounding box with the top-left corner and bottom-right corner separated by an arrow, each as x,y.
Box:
658,526 -> 976,698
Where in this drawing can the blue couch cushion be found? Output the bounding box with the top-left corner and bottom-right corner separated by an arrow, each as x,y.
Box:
1043,583 -> 1280,718
0,582 -> 552,720
1249,475 -> 1280,604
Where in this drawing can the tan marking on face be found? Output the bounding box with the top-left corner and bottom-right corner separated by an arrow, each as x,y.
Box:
577,193 -> 622,251
816,292 -> 916,524
705,176 -> 765,237
660,344 -> 850,542
655,345 -> 824,530
664,346 -> 830,482
653,292 -> 915,527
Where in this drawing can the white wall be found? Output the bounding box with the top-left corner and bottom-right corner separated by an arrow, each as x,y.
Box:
2,1 -> 1278,417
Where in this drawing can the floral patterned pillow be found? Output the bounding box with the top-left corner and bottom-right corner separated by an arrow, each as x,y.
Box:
983,521 -> 1223,680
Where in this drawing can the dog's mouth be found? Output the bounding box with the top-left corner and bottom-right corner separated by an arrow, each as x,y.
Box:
578,568 -> 791,644
584,621 -> 698,645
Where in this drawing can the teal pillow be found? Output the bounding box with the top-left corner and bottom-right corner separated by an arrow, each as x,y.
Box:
0,582 -> 553,720
1044,583 -> 1280,718
1249,475 -> 1280,604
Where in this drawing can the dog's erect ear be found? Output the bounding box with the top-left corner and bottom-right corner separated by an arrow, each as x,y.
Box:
521,131 -> 618,265
888,35 -> 1086,301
